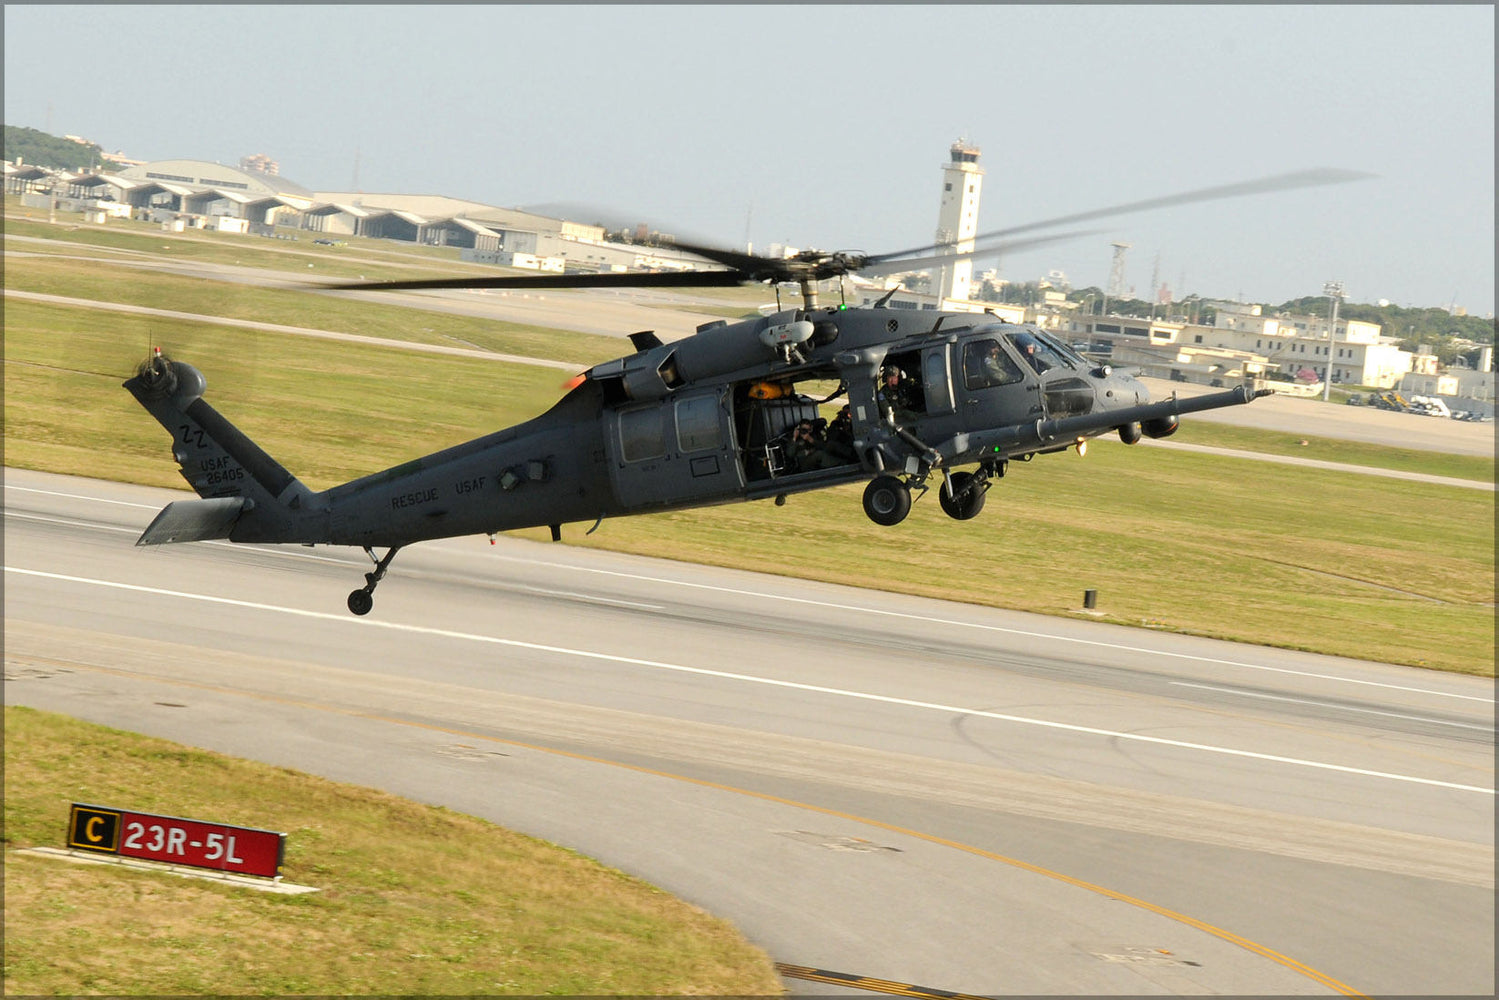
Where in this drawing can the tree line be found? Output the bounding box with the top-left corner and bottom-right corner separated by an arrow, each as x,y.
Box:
4,125 -> 105,172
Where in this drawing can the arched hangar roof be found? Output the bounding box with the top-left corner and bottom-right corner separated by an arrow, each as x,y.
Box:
115,159 -> 314,199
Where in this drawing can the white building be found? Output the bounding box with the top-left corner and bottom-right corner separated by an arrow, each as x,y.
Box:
1062,301 -> 1417,389
1399,360 -> 1494,409
1202,303 -> 1412,387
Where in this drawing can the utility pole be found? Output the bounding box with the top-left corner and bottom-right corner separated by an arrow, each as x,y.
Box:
1322,280 -> 1344,402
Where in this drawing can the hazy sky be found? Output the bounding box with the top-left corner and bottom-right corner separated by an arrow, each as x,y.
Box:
5,5 -> 1494,313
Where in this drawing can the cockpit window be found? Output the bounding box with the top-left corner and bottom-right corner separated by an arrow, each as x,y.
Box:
1005,331 -> 1067,375
1032,330 -> 1088,368
962,338 -> 1023,390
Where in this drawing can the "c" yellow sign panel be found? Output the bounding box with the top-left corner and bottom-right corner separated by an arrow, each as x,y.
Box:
68,805 -> 121,853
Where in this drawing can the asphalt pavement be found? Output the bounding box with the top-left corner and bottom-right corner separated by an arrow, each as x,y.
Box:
5,470 -> 1493,995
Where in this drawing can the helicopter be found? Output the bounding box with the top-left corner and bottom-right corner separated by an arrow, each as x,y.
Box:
124,169 -> 1364,615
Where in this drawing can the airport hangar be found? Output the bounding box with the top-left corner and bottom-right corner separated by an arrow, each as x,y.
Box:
15,157 -> 696,275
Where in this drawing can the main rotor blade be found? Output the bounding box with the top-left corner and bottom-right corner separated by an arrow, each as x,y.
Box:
318,270 -> 750,293
660,240 -> 780,275
859,229 -> 1105,277
868,167 -> 1374,265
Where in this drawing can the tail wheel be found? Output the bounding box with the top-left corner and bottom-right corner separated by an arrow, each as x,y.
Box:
862,475 -> 911,526
939,471 -> 987,520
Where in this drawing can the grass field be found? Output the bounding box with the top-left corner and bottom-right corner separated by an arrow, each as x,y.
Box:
2,706 -> 781,995
1174,419 -> 1494,482
3,250 -> 630,366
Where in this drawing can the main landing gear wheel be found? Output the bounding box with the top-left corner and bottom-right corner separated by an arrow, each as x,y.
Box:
862,475 -> 911,526
939,471 -> 987,520
347,588 -> 374,616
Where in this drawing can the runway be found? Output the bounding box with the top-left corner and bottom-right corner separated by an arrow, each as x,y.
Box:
4,469 -> 1494,995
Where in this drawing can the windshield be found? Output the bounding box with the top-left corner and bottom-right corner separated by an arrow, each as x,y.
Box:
1005,331 -> 1068,375
1032,330 -> 1090,369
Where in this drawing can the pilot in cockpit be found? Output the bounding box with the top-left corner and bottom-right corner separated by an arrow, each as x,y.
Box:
1012,332 -> 1050,374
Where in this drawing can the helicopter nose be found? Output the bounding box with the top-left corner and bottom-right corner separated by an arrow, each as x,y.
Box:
1106,371 -> 1149,407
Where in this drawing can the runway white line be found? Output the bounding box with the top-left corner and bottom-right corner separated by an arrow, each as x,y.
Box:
478,552 -> 1497,705
1169,682 -> 1495,732
4,486 -> 162,510
7,565 -> 1493,797
6,482 -> 1492,705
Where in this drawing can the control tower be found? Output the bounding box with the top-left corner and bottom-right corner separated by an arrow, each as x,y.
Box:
934,139 -> 984,303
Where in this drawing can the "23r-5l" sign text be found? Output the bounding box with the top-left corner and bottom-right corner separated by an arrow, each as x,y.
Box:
68,803 -> 285,878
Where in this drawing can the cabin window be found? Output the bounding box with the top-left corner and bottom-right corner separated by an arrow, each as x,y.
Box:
675,394 -> 722,453
619,406 -> 665,462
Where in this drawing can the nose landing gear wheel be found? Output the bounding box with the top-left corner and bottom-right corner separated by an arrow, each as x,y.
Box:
347,588 -> 374,616
862,475 -> 912,526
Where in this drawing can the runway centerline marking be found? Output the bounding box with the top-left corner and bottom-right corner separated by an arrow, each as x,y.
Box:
520,585 -> 663,611
1170,682 -> 1496,732
7,565 -> 1493,797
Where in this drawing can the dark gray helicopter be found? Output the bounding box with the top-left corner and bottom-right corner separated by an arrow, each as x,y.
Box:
125,169 -> 1362,615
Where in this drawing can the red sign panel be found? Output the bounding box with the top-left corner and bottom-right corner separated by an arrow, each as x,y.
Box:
69,803 -> 285,878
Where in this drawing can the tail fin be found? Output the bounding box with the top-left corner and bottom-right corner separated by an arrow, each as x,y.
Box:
124,353 -> 318,545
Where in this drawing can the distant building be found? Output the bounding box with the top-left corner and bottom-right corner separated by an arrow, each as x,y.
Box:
116,159 -> 312,199
17,153 -> 700,273
1204,304 -> 1412,387
106,158 -> 315,231
240,153 -> 279,176
99,151 -> 146,169
1062,302 -> 1416,389
1399,358 -> 1493,408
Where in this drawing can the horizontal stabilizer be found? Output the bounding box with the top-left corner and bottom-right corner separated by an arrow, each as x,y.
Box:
136,497 -> 250,546
628,330 -> 663,352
